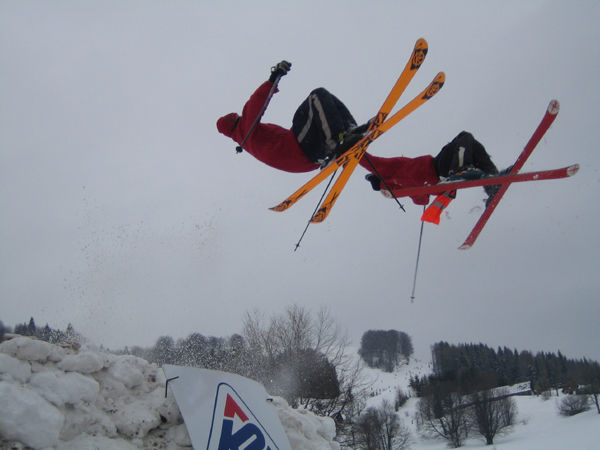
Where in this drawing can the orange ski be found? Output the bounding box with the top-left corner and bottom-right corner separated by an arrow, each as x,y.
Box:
270,38 -> 430,214
311,72 -> 445,223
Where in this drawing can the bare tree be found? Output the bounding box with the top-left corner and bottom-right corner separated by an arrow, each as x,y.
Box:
332,361 -> 369,449
557,394 -> 590,416
379,399 -> 411,450
353,400 -> 411,450
243,305 -> 349,360
469,388 -> 516,445
582,362 -> 600,414
417,386 -> 470,448
243,308 -> 278,359
313,306 -> 348,369
353,406 -> 381,450
241,304 -> 358,414
271,304 -> 313,353
590,388 -> 600,414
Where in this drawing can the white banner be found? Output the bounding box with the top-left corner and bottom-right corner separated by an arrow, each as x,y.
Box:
163,365 -> 291,450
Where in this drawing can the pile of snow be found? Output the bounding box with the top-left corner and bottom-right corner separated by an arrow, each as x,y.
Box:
0,336 -> 339,449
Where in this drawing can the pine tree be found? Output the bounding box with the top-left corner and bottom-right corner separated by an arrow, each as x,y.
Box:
27,317 -> 37,336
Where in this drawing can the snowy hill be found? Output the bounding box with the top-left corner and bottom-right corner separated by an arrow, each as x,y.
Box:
0,336 -> 597,449
354,351 -> 599,449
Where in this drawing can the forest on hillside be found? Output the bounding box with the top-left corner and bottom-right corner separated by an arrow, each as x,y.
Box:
409,341 -> 600,397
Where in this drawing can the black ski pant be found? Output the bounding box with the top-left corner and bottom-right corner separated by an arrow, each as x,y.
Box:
291,88 -> 357,164
433,131 -> 498,177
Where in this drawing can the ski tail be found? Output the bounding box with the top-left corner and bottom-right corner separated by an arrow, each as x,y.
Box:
310,72 -> 445,223
269,161 -> 339,212
310,156 -> 362,223
459,100 -> 560,250
270,38 -> 429,214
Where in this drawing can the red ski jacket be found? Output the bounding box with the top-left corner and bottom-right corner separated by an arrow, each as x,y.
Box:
217,81 -> 320,173
359,153 -> 440,205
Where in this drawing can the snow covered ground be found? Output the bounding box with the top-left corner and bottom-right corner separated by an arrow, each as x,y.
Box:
0,336 -> 597,449
396,394 -> 599,450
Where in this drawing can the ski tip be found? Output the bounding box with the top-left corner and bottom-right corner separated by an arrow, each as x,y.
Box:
567,163 -> 580,177
547,99 -> 560,115
421,72 -> 445,100
458,243 -> 472,250
415,37 -> 428,49
411,38 -> 428,70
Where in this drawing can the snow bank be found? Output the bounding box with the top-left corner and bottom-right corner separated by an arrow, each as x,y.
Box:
0,336 -> 340,449
272,397 -> 339,450
0,381 -> 64,448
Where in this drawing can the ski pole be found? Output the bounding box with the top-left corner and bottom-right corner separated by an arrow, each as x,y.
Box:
363,153 -> 406,212
294,169 -> 338,251
235,74 -> 282,153
410,207 -> 426,302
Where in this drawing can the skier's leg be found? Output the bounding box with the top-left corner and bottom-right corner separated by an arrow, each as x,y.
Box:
472,140 -> 498,175
292,92 -> 328,162
433,142 -> 456,178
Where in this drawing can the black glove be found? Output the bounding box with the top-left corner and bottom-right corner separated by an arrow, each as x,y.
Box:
365,174 -> 381,191
269,60 -> 292,82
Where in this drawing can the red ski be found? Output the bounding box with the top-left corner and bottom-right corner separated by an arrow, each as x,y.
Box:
459,99 -> 563,249
381,164 -> 578,199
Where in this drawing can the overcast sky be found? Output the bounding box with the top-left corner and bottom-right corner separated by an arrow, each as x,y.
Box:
1,1 -> 599,362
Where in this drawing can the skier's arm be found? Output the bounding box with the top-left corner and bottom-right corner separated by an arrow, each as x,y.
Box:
239,81 -> 279,134
238,61 -> 291,134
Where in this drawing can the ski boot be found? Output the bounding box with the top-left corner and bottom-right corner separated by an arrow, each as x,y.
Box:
484,166 -> 513,206
447,165 -> 487,181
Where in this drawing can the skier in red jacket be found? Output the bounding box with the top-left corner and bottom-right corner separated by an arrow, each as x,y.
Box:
216,61 -> 497,205
217,61 -> 361,172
